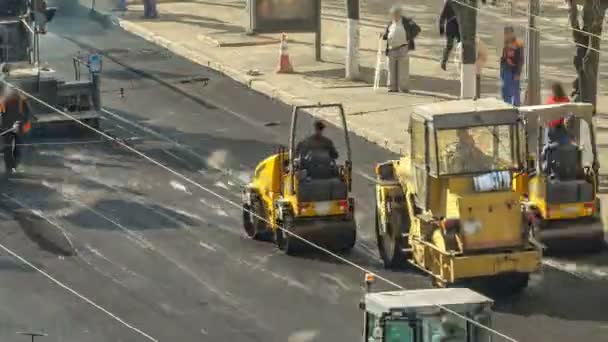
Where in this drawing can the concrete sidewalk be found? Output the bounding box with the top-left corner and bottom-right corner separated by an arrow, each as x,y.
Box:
88,0 -> 608,155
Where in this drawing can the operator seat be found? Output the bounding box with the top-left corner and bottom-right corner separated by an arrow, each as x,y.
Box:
545,143 -> 581,181
544,143 -> 594,204
295,150 -> 347,202
298,150 -> 338,180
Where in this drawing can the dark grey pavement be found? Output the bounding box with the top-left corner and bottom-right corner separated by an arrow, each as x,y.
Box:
0,2 -> 607,342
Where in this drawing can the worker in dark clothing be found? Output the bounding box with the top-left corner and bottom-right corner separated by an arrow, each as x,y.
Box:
541,123 -> 572,174
295,120 -> 339,160
439,0 -> 460,71
571,29 -> 589,101
1,92 -> 32,173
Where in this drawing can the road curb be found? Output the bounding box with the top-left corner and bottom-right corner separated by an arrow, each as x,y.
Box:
108,17 -> 404,154
14,209 -> 76,257
88,7 -> 116,28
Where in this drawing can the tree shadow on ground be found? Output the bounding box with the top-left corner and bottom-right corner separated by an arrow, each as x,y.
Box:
299,66 -> 502,99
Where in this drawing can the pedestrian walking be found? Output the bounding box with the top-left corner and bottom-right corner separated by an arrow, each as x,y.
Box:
382,5 -> 421,93
143,0 -> 158,18
118,0 -> 127,11
500,26 -> 524,106
34,0 -> 47,34
571,29 -> 589,101
439,0 -> 460,71
0,91 -> 31,174
455,37 -> 488,99
546,82 -> 570,104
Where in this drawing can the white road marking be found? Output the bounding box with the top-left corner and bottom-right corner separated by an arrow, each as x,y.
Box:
214,181 -> 229,190
543,258 -> 608,280
288,330 -> 320,342
199,241 -> 217,252
170,180 -> 191,194
319,273 -> 351,291
355,169 -> 376,183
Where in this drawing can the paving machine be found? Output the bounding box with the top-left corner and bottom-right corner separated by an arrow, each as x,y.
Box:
0,0 -> 102,129
374,98 -> 541,292
361,274 -> 495,342
242,104 -> 357,254
516,102 -> 605,252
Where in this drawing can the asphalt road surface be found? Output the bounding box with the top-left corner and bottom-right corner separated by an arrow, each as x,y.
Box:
0,3 -> 607,342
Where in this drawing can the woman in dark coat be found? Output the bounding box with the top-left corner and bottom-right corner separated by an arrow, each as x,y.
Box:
439,0 -> 460,71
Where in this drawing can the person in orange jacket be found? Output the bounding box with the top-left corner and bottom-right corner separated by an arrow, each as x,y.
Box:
546,82 -> 570,104
0,91 -> 32,173
500,26 -> 524,106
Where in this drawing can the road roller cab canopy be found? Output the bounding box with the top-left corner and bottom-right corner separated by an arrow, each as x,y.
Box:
363,288 -> 494,342
518,102 -> 598,172
409,98 -> 521,176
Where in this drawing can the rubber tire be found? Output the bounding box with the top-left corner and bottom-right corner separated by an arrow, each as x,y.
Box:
275,213 -> 300,255
532,215 -> 605,254
338,224 -> 357,253
375,192 -> 410,269
242,197 -> 272,241
85,118 -> 100,130
492,273 -> 530,296
583,232 -> 606,254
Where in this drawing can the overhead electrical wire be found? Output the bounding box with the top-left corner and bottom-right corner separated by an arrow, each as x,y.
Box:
0,78 -> 519,342
507,2 -> 607,41
451,0 -> 604,54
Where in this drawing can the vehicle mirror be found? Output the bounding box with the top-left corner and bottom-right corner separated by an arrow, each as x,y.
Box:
45,7 -> 56,23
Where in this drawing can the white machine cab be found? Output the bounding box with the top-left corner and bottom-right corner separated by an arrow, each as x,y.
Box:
363,288 -> 494,342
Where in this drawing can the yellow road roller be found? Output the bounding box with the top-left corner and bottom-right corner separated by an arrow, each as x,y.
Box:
374,98 -> 541,292
242,104 -> 356,254
516,102 -> 605,252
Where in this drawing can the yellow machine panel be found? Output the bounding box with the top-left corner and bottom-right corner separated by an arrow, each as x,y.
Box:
457,192 -> 522,251
374,99 -> 542,293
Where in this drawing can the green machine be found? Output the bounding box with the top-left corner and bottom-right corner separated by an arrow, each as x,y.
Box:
360,274 -> 494,342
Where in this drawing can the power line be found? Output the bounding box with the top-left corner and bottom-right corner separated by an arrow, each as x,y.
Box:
453,0 -> 603,53
0,206 -> 159,342
493,1 -> 607,41
0,79 -> 520,342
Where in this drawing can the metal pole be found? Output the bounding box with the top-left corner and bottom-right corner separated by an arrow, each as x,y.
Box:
315,0 -> 322,61
345,0 -> 360,80
454,0 -> 477,99
526,0 -> 541,105
246,0 -> 255,36
92,72 -> 101,110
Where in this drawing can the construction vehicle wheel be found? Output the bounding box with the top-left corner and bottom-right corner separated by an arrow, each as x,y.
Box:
275,213 -> 300,255
490,273 -> 530,296
375,193 -> 410,269
84,118 -> 100,130
242,197 -> 272,241
580,232 -> 605,254
338,226 -> 357,253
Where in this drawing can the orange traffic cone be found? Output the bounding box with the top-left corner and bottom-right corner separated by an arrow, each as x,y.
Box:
277,33 -> 294,74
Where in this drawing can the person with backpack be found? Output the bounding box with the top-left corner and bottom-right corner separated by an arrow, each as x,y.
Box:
382,4 -> 421,93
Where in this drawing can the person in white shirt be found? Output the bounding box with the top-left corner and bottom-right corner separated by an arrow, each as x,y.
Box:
455,37 -> 488,99
382,5 -> 414,92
